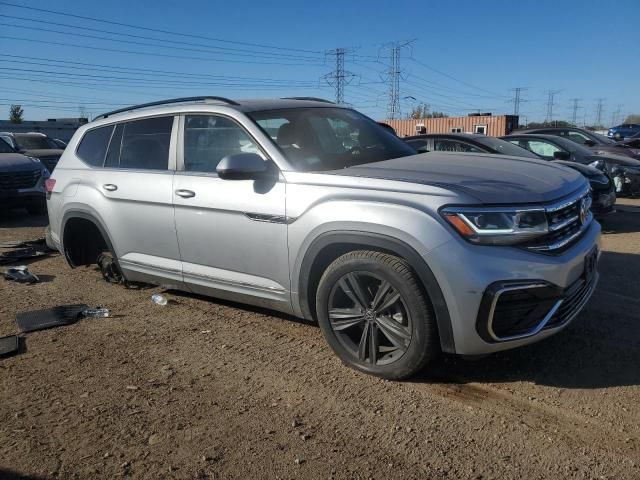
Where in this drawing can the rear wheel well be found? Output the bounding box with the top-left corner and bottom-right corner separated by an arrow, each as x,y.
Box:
62,217 -> 109,267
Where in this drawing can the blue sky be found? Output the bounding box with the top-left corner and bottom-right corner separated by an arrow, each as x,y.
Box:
1,0 -> 638,124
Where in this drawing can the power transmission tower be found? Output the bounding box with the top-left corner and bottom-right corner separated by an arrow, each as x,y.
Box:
509,87 -> 527,116
544,90 -> 561,124
323,48 -> 356,105
611,104 -> 622,126
594,98 -> 605,127
381,41 -> 412,120
570,98 -> 581,125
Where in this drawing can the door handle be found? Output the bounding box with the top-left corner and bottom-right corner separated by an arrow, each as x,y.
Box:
175,189 -> 196,198
103,184 -> 118,191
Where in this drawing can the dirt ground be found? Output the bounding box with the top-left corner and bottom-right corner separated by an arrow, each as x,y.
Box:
0,200 -> 639,480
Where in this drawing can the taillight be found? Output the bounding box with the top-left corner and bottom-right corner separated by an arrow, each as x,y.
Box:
45,178 -> 56,196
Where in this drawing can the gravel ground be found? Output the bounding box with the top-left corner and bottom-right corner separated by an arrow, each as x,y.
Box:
0,200 -> 639,480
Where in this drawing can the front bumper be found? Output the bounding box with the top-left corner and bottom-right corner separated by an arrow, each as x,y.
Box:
424,220 -> 601,355
0,186 -> 46,209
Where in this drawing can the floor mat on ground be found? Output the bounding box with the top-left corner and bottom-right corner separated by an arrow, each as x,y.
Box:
16,304 -> 89,333
0,335 -> 19,356
0,238 -> 48,249
0,247 -> 50,265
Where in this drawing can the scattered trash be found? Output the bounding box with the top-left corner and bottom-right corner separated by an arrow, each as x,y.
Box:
0,335 -> 19,357
4,265 -> 40,284
151,293 -> 168,306
16,304 -> 89,333
81,307 -> 110,318
97,253 -> 123,284
200,330 -> 211,334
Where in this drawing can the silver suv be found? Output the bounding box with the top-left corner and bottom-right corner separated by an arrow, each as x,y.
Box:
47,97 -> 600,379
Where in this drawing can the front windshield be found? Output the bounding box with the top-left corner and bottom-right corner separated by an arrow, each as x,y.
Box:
14,135 -> 57,150
0,138 -> 16,154
248,107 -> 417,171
475,136 -> 539,158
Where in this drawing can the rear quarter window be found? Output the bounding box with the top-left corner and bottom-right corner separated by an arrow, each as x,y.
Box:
76,126 -> 114,167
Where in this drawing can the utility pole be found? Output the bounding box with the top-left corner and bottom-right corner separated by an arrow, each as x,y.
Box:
323,48 -> 356,105
594,98 -> 605,128
570,98 -> 581,125
381,41 -> 412,120
509,87 -> 527,116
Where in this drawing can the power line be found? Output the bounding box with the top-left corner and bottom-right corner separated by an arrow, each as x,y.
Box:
611,104 -> 622,126
509,87 -> 527,116
594,98 -> 605,127
570,98 -> 581,125
544,90 -> 561,123
0,35 -> 325,67
0,15 -> 322,62
0,1 -> 322,55
381,41 -> 412,120
323,48 -> 357,105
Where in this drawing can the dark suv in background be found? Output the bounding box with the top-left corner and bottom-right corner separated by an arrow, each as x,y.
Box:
0,132 -> 65,173
0,137 -> 50,214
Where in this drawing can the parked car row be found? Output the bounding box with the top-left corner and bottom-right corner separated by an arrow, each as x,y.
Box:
404,133 -> 617,215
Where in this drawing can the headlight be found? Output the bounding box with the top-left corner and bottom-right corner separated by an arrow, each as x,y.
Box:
441,207 -> 548,245
588,159 -> 606,171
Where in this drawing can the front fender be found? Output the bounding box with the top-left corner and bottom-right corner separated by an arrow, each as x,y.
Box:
288,200 -> 456,352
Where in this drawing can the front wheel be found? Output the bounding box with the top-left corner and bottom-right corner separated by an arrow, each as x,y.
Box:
315,250 -> 439,380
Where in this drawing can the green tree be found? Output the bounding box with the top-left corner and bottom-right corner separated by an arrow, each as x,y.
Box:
408,103 -> 448,119
624,114 -> 640,124
9,104 -> 24,124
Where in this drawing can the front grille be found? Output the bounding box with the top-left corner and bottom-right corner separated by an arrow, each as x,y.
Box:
545,273 -> 597,329
523,187 -> 592,254
0,170 -> 41,190
37,155 -> 60,172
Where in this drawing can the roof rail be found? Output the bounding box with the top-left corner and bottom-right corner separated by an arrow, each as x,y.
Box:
281,97 -> 334,104
95,96 -> 240,120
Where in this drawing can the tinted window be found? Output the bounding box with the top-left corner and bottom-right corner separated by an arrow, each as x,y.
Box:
104,123 -> 123,168
433,139 -> 483,153
477,136 -> 539,158
77,125 -> 114,167
250,107 -> 416,172
184,115 -> 261,172
0,137 -> 15,153
14,135 -> 55,150
119,116 -> 173,170
517,139 -> 562,159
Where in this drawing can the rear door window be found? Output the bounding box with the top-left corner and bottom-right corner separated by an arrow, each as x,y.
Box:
76,125 -> 114,167
119,116 -> 174,170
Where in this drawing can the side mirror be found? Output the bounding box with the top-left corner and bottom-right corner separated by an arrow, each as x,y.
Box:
217,153 -> 269,180
417,146 -> 430,153
553,151 -> 571,160
584,139 -> 596,147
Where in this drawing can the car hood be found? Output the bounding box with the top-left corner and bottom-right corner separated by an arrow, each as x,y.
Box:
329,152 -> 586,204
553,160 -> 602,177
0,153 -> 42,172
21,148 -> 63,158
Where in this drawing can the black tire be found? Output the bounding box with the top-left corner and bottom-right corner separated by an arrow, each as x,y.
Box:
315,250 -> 439,380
